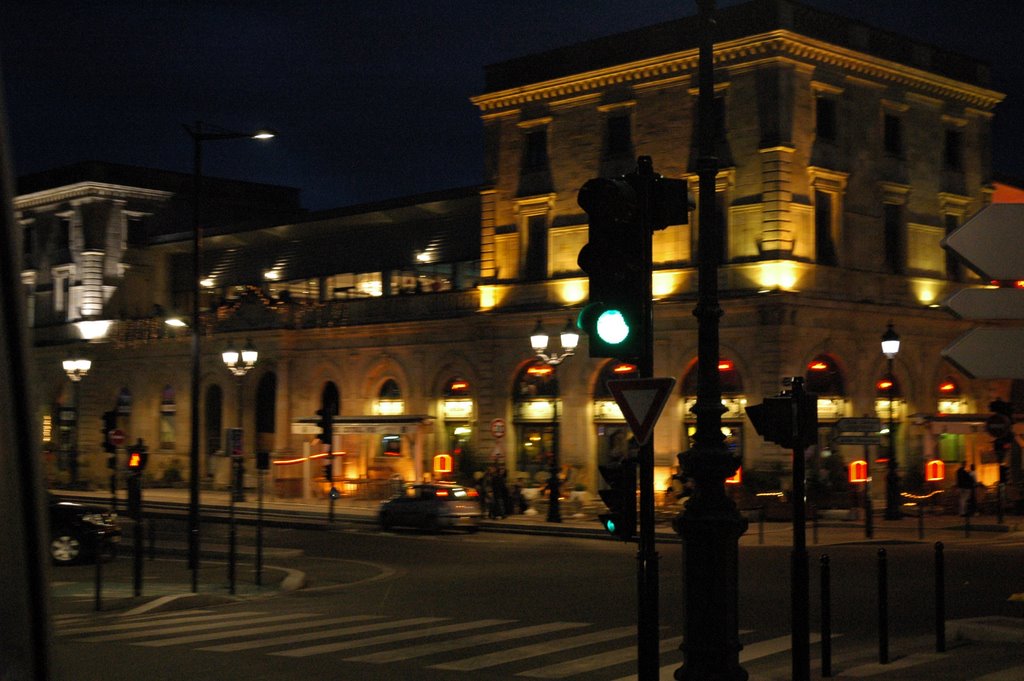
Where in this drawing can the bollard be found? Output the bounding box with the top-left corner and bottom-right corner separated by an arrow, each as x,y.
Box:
935,541 -> 946,653
878,548 -> 889,664
820,555 -> 832,677
918,504 -> 925,540
997,483 -> 1004,524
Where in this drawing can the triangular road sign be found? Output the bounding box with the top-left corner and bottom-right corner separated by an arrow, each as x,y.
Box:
607,377 -> 676,446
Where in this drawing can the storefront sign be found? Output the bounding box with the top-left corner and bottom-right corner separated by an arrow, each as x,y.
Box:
444,399 -> 473,420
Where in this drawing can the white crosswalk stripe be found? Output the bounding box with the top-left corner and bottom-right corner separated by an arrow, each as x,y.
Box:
137,614 -> 383,647
429,625 -> 636,671
270,618 -> 515,657
518,635 -> 683,678
199,616 -> 445,653
345,621 -> 592,664
56,611 -> 266,636
75,613 -> 311,643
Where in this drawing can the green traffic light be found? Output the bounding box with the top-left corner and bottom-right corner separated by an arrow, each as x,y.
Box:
596,309 -> 630,344
603,518 -> 617,533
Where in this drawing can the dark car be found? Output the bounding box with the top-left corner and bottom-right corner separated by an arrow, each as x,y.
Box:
48,496 -> 121,564
379,483 -> 481,532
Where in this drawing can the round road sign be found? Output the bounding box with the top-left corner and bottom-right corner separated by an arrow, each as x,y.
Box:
490,418 -> 506,439
985,413 -> 1012,439
108,428 -> 126,447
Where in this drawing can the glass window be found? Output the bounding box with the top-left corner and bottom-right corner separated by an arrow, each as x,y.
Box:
816,98 -> 837,142
883,114 -> 903,156
522,129 -> 548,172
160,385 -> 176,449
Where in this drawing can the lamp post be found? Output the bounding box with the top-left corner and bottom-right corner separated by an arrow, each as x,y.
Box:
183,121 -> 274,592
881,323 -> 901,520
529,319 -> 579,523
222,339 -> 257,594
62,357 -> 92,487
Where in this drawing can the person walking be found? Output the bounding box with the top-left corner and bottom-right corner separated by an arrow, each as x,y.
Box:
956,461 -> 974,517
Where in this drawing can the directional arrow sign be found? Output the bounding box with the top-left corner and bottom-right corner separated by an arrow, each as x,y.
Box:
944,288 -> 1024,319
607,377 -> 676,446
835,417 -> 881,433
941,327 -> 1024,379
941,204 -> 1024,280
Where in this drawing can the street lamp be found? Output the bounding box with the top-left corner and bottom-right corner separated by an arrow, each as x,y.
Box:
881,322 -> 901,520
529,319 -> 579,523
183,121 -> 275,592
221,338 -> 258,594
61,357 -> 92,487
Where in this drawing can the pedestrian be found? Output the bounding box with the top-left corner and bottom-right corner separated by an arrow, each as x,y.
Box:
968,463 -> 980,516
956,461 -> 973,516
493,465 -> 510,519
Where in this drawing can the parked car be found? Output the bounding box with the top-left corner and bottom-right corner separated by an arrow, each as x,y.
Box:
379,483 -> 481,532
48,496 -> 121,564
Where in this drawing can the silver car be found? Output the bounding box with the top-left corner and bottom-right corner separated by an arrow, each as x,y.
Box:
379,483 -> 481,532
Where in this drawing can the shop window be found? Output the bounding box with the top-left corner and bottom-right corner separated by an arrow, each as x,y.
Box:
513,361 -> 560,477
380,434 -> 402,457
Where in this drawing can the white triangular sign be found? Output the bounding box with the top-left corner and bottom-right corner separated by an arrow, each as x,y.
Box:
607,377 -> 676,446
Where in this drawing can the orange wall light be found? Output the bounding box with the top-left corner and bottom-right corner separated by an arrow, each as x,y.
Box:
725,467 -> 742,484
849,460 -> 869,483
433,453 -> 453,474
925,459 -> 945,482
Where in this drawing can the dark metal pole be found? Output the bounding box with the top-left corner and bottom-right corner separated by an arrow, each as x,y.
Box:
94,529 -> 103,611
878,548 -> 889,664
885,354 -> 900,520
133,488 -> 143,597
547,397 -> 562,522
635,156 -> 659,679
188,121 -> 203,592
820,554 -> 832,678
675,3 -> 748,680
934,541 -> 946,653
256,468 -> 264,586
228,374 -> 241,595
790,379 -> 810,681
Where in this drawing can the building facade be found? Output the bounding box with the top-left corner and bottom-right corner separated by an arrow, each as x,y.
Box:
21,0 -> 1021,506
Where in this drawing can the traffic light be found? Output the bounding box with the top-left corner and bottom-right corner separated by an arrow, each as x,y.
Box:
316,408 -> 333,448
746,382 -> 818,450
127,440 -> 148,471
987,399 -> 1014,462
101,410 -> 117,453
597,459 -> 637,540
576,176 -> 644,360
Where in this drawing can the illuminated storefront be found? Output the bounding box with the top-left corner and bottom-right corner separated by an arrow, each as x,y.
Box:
592,361 -> 637,467
512,361 -> 559,483
441,377 -> 474,476
681,359 -> 746,461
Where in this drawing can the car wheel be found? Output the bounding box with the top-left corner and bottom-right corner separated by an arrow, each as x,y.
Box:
51,531 -> 81,564
380,511 -> 393,531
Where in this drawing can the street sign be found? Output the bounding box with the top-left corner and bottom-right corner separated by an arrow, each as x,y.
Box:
942,327 -> 1024,379
942,204 -> 1024,280
490,418 -> 506,439
944,288 -> 1024,319
833,435 -> 882,445
835,417 -> 881,433
607,377 -> 676,446
108,429 -> 126,447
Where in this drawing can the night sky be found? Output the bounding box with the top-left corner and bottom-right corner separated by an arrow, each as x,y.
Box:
2,0 -> 1022,211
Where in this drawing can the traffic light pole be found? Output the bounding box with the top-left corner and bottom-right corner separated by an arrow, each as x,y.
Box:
674,2 -> 749,680
635,158 -> 659,680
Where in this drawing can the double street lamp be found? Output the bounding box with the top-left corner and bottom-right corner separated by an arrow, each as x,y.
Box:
183,122 -> 275,591
529,319 -> 579,523
61,357 -> 92,487
222,339 -> 257,594
881,323 -> 902,520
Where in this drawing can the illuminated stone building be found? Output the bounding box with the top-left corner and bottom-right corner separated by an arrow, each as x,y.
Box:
22,0 -> 1020,504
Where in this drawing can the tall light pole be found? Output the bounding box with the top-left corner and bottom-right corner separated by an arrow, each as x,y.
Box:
183,122 -> 274,591
675,2 -> 749,680
529,319 -> 579,523
881,322 -> 901,520
62,357 -> 91,487
222,339 -> 257,594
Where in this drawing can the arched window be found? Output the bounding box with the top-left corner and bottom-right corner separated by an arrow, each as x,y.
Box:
375,379 -> 404,415
681,358 -> 744,395
512,361 -> 560,478
805,355 -> 844,396
442,377 -> 474,475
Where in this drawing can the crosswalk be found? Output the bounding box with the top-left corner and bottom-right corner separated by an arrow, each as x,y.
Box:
50,610 -> 1016,680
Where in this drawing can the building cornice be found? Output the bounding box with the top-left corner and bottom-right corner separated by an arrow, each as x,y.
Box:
471,30 -> 1004,114
14,182 -> 173,211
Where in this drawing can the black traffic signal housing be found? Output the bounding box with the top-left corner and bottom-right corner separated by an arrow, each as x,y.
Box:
127,440 -> 148,471
746,385 -> 818,450
323,459 -> 333,484
316,408 -> 333,448
597,459 -> 637,540
987,399 -> 1014,462
101,410 -> 117,454
576,176 -> 644,360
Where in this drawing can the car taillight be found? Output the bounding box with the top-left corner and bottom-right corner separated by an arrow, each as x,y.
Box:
467,488 -> 479,497
435,489 -> 449,497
